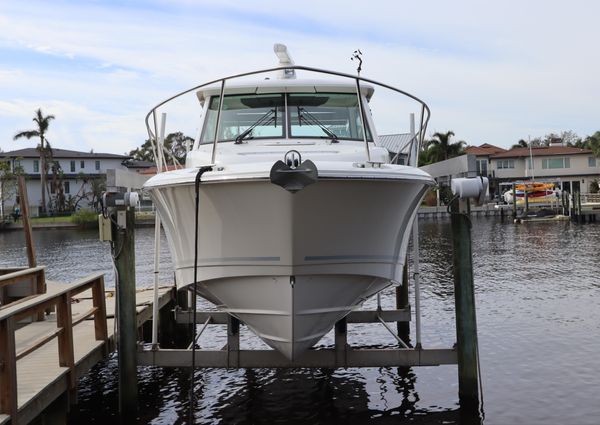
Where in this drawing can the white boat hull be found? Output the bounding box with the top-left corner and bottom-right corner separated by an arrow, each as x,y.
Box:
148,171 -> 431,359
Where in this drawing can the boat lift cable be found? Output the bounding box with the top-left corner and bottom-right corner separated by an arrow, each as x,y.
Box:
188,165 -> 213,425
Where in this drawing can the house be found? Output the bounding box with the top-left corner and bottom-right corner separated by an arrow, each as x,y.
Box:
489,145 -> 599,194
1,148 -> 137,216
464,143 -> 507,178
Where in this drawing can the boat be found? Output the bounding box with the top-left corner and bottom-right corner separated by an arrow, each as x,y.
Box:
142,44 -> 435,360
513,207 -> 569,223
503,182 -> 561,205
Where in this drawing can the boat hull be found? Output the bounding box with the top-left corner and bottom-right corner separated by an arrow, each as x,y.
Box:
148,175 -> 430,358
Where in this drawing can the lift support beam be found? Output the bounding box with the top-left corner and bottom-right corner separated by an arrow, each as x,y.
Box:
137,308 -> 457,369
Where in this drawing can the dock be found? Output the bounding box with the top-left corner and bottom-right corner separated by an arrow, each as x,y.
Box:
418,203 -> 502,219
0,267 -> 174,425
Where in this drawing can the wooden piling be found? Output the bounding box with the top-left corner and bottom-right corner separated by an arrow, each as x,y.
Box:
0,317 -> 18,422
511,184 -> 517,218
577,192 -> 583,223
450,198 -> 480,406
17,176 -> 36,268
112,207 -> 138,420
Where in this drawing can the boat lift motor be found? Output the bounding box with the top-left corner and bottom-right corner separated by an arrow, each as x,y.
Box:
99,190 -> 140,241
451,177 -> 489,205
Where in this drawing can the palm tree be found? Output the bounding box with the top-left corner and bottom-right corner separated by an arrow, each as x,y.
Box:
13,108 -> 55,213
424,131 -> 465,163
511,139 -> 528,149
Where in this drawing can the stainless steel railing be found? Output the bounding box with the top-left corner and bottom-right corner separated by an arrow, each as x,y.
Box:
144,65 -> 431,169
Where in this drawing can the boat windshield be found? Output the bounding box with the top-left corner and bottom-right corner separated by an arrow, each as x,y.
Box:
201,93 -> 285,144
200,92 -> 372,144
288,93 -> 371,141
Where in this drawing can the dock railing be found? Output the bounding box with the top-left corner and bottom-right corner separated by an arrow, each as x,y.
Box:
580,193 -> 600,204
0,273 -> 107,423
0,267 -> 46,320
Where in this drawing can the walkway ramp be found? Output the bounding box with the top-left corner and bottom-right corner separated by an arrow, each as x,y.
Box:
0,270 -> 174,425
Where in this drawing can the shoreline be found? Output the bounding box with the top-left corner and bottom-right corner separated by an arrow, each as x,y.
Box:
1,219 -> 155,231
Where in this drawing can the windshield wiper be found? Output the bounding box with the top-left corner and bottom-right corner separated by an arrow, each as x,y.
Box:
297,107 -> 338,143
234,108 -> 276,144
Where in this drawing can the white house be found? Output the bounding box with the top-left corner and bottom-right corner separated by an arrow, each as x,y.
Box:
1,148 -> 133,216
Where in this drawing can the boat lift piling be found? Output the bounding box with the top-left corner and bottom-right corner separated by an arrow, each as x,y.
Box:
101,189 -> 141,421
449,178 -> 485,407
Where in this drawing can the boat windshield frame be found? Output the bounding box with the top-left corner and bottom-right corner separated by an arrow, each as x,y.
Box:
145,65 -> 430,168
199,91 -> 373,145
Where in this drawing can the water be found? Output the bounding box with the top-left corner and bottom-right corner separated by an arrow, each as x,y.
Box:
1,218 -> 599,424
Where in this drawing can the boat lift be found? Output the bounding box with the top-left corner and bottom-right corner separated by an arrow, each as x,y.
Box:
124,60 -> 484,413
134,108 -> 483,408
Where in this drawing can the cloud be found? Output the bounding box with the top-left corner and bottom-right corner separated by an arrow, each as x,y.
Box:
1,0 -> 599,153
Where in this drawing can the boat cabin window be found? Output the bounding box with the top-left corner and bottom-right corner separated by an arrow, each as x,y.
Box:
201,94 -> 285,144
288,93 -> 372,141
200,92 -> 372,144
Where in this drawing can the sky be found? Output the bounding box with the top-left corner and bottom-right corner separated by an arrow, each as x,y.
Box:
1,0 -> 599,155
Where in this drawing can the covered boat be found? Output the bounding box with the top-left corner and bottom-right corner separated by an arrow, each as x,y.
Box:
143,45 -> 435,360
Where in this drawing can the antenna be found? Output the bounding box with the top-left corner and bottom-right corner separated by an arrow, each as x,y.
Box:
273,43 -> 296,79
351,49 -> 363,75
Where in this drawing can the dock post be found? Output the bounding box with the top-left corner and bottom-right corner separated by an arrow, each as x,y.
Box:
17,176 -> 36,268
511,184 -> 517,218
18,176 -> 46,320
577,192 -> 585,224
450,198 -> 481,407
112,206 -> 138,420
396,261 -> 410,343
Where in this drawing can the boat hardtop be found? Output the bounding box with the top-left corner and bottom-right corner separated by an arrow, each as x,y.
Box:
196,78 -> 375,104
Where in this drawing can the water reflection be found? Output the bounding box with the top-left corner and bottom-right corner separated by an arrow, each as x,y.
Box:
70,358 -> 479,424
4,218 -> 600,424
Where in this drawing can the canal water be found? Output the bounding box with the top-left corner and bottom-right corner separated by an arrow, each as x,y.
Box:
1,217 -> 599,424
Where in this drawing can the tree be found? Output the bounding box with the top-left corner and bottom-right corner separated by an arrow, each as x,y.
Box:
13,108 -> 55,213
421,131 -> 465,164
584,131 -> 600,157
128,132 -> 193,165
511,139 -> 529,149
557,130 -> 580,146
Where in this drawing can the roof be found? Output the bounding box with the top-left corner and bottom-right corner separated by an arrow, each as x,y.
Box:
491,146 -> 592,158
465,143 -> 507,156
377,133 -> 413,154
1,148 -> 128,159
138,165 -> 180,175
122,159 -> 155,169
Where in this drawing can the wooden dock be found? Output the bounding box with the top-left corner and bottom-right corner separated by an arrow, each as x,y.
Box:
0,268 -> 174,425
